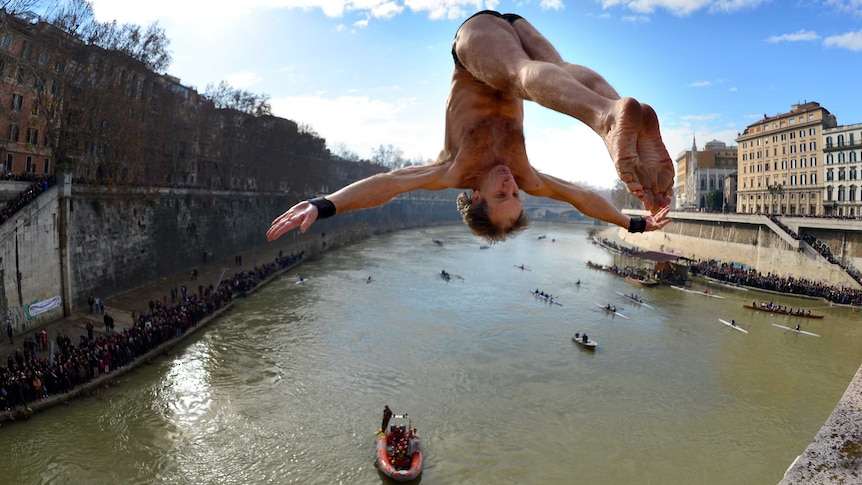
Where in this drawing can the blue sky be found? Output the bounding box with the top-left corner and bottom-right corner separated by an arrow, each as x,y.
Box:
88,0 -> 862,189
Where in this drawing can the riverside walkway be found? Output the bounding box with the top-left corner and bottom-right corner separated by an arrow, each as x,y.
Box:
1,240 -> 298,424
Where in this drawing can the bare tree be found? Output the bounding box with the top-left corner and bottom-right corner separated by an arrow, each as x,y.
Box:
41,0 -> 172,72
202,81 -> 272,117
371,144 -> 404,169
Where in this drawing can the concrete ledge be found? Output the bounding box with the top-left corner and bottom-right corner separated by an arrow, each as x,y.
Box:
779,363 -> 862,484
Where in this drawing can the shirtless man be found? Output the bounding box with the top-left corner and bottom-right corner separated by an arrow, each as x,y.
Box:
267,10 -> 673,243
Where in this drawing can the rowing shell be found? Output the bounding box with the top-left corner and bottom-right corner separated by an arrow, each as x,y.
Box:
615,291 -> 655,309
531,290 -> 563,307
672,285 -> 726,299
772,323 -> 820,337
718,318 -> 748,334
594,303 -> 628,319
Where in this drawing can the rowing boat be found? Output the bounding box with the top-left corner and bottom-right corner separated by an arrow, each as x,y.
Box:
594,303 -> 628,319
718,318 -> 748,334
615,291 -> 655,309
742,304 -> 824,319
531,290 -> 563,307
671,285 -> 726,299
771,323 -> 820,337
573,334 -> 597,350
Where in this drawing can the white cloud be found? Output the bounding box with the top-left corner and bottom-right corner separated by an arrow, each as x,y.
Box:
689,81 -> 712,87
225,72 -> 263,89
601,0 -> 769,16
270,94 -> 440,160
823,30 -> 862,51
540,0 -> 565,10
766,29 -> 820,43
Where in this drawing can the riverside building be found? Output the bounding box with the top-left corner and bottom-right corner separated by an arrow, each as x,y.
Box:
823,122 -> 862,217
736,102 -> 837,216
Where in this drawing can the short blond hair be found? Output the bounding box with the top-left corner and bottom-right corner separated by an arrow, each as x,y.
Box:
456,191 -> 530,243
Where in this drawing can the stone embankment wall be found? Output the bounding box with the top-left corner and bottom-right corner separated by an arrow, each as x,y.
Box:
0,178 -> 460,337
619,213 -> 862,288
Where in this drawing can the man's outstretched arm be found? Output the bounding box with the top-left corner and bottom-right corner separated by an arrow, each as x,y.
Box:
527,172 -> 671,232
266,164 -> 450,241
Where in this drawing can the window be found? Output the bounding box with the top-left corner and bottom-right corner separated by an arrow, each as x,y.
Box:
812,156 -> 817,167
790,159 -> 796,169
826,136 -> 833,148
43,158 -> 49,174
839,153 -> 846,164
811,173 -> 817,184
1,34 -> 11,50
827,170 -> 834,182
5,153 -> 12,171
11,93 -> 22,110
26,128 -> 38,145
16,66 -> 24,83
38,52 -> 46,65
839,135 -> 846,147
810,141 -> 816,151
8,123 -> 19,142
801,174 -> 807,185
791,174 -> 797,185
801,158 -> 807,167
781,160 -> 787,170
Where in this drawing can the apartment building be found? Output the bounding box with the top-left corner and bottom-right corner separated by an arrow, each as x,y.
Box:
823,123 -> 862,217
674,137 -> 737,211
736,102 -> 837,215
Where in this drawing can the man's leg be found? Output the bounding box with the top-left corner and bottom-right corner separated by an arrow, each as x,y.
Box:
453,13 -> 673,211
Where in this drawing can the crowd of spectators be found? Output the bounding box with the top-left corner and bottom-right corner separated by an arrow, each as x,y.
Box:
769,215 -> 862,286
0,174 -> 55,226
0,250 -> 304,415
690,259 -> 862,306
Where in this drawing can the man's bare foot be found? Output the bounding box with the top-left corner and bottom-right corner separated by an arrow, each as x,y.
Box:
603,98 -> 674,213
637,103 -> 675,209
603,97 -> 645,196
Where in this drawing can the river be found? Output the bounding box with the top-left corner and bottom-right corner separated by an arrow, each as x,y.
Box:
2,223 -> 861,484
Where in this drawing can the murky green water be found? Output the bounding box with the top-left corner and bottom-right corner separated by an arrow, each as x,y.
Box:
2,223 -> 860,484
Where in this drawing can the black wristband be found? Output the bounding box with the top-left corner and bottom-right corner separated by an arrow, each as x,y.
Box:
628,215 -> 646,233
307,197 -> 337,219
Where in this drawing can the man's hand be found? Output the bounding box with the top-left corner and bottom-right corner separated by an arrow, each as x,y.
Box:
266,201 -> 319,241
645,206 -> 671,232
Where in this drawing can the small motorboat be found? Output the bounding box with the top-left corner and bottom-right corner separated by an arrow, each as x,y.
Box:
377,413 -> 423,482
573,333 -> 597,350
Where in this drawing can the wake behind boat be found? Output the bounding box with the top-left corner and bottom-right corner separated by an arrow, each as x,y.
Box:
595,303 -> 628,319
772,323 -> 821,337
615,291 -> 654,309
718,318 -> 748,334
573,332 -> 597,350
672,285 -> 726,299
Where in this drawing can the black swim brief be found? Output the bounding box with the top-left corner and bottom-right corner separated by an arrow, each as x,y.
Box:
451,10 -> 525,69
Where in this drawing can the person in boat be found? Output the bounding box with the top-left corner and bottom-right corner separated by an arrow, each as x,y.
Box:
366,276 -> 373,283
266,10 -> 673,245
582,333 -> 589,343
795,323 -> 801,331
731,319 -> 736,327
381,405 -> 393,434
575,332 -> 580,339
